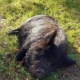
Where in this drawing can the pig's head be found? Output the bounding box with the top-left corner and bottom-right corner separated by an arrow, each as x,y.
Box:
23,30 -> 57,78
25,46 -> 55,78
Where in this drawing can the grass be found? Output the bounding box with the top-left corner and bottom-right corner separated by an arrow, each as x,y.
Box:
0,0 -> 80,80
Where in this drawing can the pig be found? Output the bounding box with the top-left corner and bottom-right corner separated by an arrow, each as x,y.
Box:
8,15 -> 76,78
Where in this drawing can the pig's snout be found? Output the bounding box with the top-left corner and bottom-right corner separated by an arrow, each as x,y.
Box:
29,60 -> 46,78
35,67 -> 45,78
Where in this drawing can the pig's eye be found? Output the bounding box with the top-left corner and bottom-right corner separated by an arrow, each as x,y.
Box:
35,55 -> 41,60
35,55 -> 44,60
36,48 -> 43,52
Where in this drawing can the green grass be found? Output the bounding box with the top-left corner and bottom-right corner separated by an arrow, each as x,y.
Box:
0,0 -> 80,80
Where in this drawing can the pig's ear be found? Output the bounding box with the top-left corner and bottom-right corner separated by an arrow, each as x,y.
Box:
45,29 -> 57,46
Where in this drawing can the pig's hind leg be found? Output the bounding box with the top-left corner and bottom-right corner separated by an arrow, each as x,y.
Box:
7,28 -> 20,35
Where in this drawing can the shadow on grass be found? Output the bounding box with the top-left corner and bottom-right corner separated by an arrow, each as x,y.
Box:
63,0 -> 80,12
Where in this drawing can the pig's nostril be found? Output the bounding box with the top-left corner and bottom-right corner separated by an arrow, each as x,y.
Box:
36,71 -> 43,74
36,68 -> 44,74
35,68 -> 45,78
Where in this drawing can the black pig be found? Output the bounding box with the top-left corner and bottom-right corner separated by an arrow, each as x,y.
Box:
8,15 -> 76,78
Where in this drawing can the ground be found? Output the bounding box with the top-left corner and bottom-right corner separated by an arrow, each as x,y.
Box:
0,0 -> 80,80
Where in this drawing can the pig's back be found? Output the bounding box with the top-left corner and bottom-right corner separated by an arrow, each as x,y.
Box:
18,15 -> 58,47
18,15 -> 67,53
